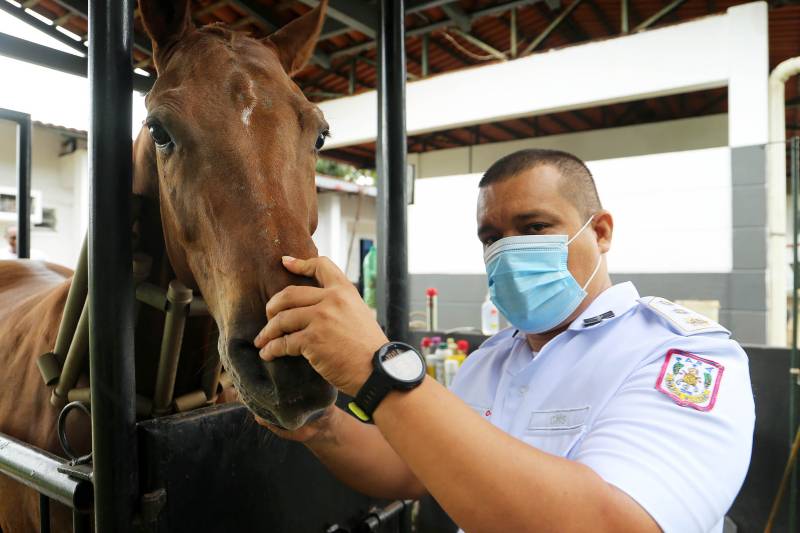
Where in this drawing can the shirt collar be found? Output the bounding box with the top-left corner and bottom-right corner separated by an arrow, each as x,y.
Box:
567,281 -> 640,331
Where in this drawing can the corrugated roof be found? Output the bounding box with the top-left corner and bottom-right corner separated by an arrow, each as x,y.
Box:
32,120 -> 87,137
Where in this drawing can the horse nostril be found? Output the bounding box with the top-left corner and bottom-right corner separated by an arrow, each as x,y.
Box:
227,338 -> 270,382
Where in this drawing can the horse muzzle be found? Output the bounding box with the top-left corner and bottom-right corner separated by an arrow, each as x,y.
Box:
224,338 -> 336,430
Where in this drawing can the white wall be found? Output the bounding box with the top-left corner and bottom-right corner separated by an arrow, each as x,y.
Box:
0,122 -> 86,267
319,3 -> 766,150
593,148 -> 732,273
407,147 -> 732,275
408,173 -> 482,274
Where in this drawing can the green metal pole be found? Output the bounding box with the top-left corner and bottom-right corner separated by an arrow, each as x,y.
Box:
421,33 -> 429,77
510,7 -> 517,58
349,57 -> 356,95
151,281 -> 193,416
791,136 -> 800,531
621,0 -> 629,34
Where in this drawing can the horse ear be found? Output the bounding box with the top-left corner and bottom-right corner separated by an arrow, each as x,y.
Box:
138,0 -> 194,70
265,0 -> 328,76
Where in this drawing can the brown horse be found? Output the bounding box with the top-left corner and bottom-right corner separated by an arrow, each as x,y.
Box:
0,0 -> 333,530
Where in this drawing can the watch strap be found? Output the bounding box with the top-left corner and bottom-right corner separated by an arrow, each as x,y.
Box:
348,369 -> 393,422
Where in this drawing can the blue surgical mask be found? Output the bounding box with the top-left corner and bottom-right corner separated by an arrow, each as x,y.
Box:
483,217 -> 602,334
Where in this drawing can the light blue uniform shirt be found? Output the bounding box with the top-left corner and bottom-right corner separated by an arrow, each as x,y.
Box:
450,282 -> 755,533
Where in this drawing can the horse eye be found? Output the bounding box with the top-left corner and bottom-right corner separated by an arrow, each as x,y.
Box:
315,130 -> 328,151
148,122 -> 172,147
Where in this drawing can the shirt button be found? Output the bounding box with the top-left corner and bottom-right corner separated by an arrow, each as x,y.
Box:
519,386 -> 528,395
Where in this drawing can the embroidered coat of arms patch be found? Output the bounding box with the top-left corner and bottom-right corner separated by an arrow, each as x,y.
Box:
655,349 -> 724,411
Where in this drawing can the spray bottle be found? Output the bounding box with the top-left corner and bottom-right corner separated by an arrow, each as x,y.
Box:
481,292 -> 500,335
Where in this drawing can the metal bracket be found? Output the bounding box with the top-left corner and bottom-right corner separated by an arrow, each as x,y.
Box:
359,499 -> 414,532
57,401 -> 93,466
791,367 -> 799,385
57,462 -> 93,483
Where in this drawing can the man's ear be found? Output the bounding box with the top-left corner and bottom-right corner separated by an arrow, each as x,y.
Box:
138,0 -> 194,71
593,211 -> 613,254
265,0 -> 328,76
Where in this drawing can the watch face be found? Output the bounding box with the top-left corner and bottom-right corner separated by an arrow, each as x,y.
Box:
381,349 -> 425,382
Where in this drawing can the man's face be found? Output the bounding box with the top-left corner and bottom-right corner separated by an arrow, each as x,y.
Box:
6,228 -> 16,254
476,165 -> 612,310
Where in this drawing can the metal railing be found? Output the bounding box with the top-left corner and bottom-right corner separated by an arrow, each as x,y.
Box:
0,433 -> 93,531
0,2 -> 137,531
1,1 -> 414,532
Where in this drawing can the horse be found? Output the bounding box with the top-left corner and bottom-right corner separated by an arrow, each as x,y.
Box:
0,0 -> 333,530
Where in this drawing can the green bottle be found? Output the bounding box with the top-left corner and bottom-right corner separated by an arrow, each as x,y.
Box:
363,245 -> 377,309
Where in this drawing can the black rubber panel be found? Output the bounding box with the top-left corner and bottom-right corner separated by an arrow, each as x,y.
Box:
137,402 -> 405,533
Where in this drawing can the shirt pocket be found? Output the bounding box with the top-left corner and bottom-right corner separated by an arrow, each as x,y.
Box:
519,406 -> 590,457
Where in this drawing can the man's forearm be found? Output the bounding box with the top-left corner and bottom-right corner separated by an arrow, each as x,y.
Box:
373,377 -> 658,533
305,407 -> 425,500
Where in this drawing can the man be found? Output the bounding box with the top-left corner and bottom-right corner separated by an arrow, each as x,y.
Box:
0,225 -> 47,261
0,226 -> 16,259
254,149 -> 754,532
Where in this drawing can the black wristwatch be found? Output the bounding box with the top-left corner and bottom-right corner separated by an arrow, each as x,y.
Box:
348,341 -> 426,422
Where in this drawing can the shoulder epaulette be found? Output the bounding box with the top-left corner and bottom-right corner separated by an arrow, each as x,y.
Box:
638,297 -> 730,337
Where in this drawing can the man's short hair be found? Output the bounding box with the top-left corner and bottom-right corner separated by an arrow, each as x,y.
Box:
479,148 -> 602,219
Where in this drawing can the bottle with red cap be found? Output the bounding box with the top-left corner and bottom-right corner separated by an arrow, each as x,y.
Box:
420,336 -> 433,356
426,287 -> 438,331
449,340 -> 468,367
456,340 -> 470,359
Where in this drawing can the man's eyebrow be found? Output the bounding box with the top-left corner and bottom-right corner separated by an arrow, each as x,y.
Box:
511,210 -> 554,222
477,223 -> 496,237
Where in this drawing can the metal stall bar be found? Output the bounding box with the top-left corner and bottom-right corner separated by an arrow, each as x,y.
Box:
87,1 -> 137,531
376,0 -> 410,343
0,432 -> 93,512
0,108 -> 31,259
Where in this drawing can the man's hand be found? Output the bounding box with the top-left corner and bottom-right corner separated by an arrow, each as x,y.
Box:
253,256 -> 388,397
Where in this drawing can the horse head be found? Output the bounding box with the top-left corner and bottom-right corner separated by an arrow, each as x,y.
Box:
134,0 -> 335,430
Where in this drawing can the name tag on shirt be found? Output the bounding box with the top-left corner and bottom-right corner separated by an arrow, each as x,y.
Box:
527,406 -> 590,431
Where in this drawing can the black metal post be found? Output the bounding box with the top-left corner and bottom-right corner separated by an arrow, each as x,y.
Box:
0,108 -> 32,259
39,494 -> 51,533
16,112 -> 31,259
88,1 -> 137,531
73,510 -> 92,533
376,0 -> 409,343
